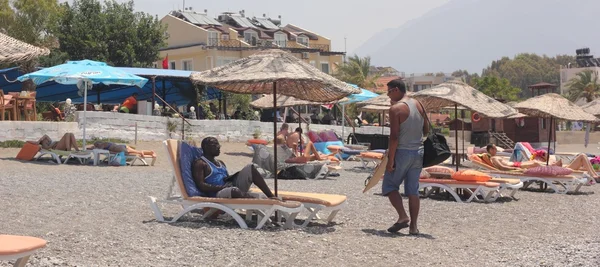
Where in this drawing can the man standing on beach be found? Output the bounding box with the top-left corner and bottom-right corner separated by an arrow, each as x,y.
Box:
384,79 -> 429,235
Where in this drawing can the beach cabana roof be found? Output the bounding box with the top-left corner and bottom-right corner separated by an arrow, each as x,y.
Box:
0,32 -> 50,64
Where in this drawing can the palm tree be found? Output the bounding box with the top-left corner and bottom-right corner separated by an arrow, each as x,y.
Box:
566,70 -> 600,103
333,55 -> 380,89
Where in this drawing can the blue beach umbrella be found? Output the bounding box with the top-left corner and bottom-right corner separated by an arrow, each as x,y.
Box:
339,85 -> 379,139
18,60 -> 149,149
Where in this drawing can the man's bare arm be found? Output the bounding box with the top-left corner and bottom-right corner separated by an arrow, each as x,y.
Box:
387,104 -> 404,164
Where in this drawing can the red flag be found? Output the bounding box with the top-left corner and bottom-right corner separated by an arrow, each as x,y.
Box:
162,54 -> 169,69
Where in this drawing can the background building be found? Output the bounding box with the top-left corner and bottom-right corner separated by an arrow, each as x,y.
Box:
156,10 -> 345,73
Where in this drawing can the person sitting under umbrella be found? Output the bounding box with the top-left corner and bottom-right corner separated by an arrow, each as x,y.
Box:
281,128 -> 339,163
192,137 -> 276,199
35,133 -> 80,151
119,93 -> 138,113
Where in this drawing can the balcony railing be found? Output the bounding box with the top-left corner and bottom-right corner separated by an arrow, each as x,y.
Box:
205,38 -> 334,53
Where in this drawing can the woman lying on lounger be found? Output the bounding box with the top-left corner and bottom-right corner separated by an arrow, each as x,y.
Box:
91,141 -> 156,158
482,144 -> 599,178
36,133 -> 79,151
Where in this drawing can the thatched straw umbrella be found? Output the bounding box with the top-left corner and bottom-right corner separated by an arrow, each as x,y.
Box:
412,80 -> 517,170
580,98 -> 600,117
0,32 -> 50,64
190,49 -> 359,196
515,93 -> 598,164
358,104 -> 390,134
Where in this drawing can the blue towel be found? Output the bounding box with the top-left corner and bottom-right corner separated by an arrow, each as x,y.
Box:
179,142 -> 205,197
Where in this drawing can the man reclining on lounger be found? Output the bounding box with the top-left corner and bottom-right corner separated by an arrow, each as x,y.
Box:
35,133 -> 79,151
91,141 -> 157,158
192,137 -> 276,199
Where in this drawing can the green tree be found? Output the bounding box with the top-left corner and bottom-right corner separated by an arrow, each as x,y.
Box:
481,53 -> 575,98
471,76 -> 521,101
565,70 -> 600,103
333,55 -> 380,89
55,0 -> 166,67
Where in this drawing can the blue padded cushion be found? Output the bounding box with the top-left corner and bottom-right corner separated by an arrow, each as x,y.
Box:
313,141 -> 350,159
179,142 -> 205,197
340,147 -> 362,155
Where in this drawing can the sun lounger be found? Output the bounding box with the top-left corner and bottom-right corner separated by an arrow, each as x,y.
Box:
357,150 -> 385,169
34,149 -> 71,164
0,235 -> 46,267
419,178 -> 501,203
63,150 -> 94,164
484,170 -> 587,194
251,144 -> 339,179
249,188 -> 347,226
467,158 -> 590,193
148,139 -> 303,229
424,172 -> 522,199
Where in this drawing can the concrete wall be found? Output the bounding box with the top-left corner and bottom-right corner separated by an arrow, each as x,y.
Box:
0,121 -> 80,141
0,112 -> 390,142
3,112 -> 599,145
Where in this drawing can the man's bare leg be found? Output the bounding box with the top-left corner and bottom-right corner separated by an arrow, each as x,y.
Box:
408,195 -> 420,234
567,154 -> 598,177
388,191 -> 409,223
249,164 -> 275,198
54,133 -> 78,151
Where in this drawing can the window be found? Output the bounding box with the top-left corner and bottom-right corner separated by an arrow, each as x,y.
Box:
413,84 -> 419,91
297,35 -> 309,47
208,31 -> 219,46
541,118 -> 546,129
320,62 -> 330,74
169,61 -> 176,70
222,34 -> 229,40
244,30 -> 258,45
152,62 -> 158,68
182,59 -> 193,71
274,32 -> 287,47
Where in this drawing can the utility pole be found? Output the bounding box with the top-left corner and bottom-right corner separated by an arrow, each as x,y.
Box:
344,36 -> 347,63
183,0 -> 185,10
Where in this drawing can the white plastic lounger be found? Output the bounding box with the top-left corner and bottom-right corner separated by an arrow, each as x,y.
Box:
34,149 -> 69,164
148,139 -> 303,229
419,179 -> 501,203
468,160 -> 589,194
250,188 -> 347,227
0,235 -> 46,267
486,171 -> 588,194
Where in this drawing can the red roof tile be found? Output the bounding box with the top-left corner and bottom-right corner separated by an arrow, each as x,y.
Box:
370,76 -> 402,93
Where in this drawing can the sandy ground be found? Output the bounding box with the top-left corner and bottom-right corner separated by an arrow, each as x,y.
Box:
1,141 -> 600,266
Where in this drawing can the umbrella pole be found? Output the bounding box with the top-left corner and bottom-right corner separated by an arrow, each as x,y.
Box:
272,82 -> 278,197
296,107 -> 302,155
342,104 -> 345,143
82,80 -> 88,151
547,117 -> 552,166
455,104 -> 459,171
381,111 -> 384,135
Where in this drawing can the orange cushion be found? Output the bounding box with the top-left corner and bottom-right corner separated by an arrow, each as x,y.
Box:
360,152 -> 384,159
451,170 -> 492,182
420,178 -> 500,188
16,142 -> 40,161
0,235 -> 46,256
247,139 -> 268,145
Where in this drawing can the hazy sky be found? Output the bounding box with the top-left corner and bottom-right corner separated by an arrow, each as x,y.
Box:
69,0 -> 450,53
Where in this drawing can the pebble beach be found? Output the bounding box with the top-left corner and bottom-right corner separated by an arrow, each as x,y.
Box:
1,141 -> 599,266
